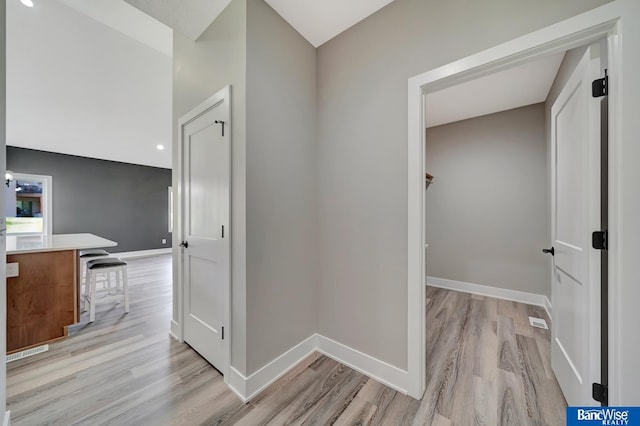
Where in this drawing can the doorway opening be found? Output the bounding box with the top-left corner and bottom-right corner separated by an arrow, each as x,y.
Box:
406,10 -> 621,405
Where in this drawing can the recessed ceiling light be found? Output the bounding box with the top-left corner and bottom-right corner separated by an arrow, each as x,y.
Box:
21,0 -> 34,7
156,144 -> 165,151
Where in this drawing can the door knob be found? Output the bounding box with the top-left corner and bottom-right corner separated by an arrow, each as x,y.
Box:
180,241 -> 189,248
542,247 -> 554,256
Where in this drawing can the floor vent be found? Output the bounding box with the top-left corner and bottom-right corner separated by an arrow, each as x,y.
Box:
529,316 -> 549,330
7,344 -> 49,363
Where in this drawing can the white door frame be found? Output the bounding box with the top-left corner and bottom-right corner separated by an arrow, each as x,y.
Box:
175,86 -> 232,382
407,4 -> 626,400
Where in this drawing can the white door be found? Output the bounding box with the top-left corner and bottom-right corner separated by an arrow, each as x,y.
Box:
180,86 -> 230,373
550,45 -> 604,406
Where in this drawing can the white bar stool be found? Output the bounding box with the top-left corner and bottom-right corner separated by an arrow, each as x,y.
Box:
84,258 -> 129,323
79,249 -> 111,290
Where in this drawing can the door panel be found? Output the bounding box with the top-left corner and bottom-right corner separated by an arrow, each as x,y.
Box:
189,123 -> 224,240
180,90 -> 230,374
551,46 -> 602,406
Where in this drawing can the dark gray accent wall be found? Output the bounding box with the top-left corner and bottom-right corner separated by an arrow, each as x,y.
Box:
7,147 -> 172,253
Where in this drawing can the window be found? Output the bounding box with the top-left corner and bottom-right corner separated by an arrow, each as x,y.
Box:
5,173 -> 53,235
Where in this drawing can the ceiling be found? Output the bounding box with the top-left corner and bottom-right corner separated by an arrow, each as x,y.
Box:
264,0 -> 395,47
425,52 -> 565,128
121,0 -> 394,47
123,0 -> 233,41
57,0 -> 172,56
7,0 -> 173,169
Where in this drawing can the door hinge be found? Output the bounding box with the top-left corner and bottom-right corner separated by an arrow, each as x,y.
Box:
593,382 -> 608,405
592,230 -> 608,250
221,326 -> 224,340
592,70 -> 608,98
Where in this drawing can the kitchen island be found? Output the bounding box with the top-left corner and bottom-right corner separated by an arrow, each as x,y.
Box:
6,233 -> 117,353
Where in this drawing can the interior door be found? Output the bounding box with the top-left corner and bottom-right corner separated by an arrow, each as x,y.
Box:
550,45 -> 604,406
180,87 -> 230,373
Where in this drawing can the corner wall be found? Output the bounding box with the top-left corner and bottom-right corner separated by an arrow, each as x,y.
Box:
245,0 -> 318,375
426,104 -> 548,296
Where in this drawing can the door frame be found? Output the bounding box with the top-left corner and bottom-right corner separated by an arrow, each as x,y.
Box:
175,86 -> 232,382
406,4 -> 625,400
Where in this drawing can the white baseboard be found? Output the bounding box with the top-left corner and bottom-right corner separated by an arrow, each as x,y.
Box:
544,296 -> 553,321
227,367 -> 249,403
427,276 -> 547,308
228,334 -> 317,402
315,334 -> 409,395
169,320 -> 181,341
3,410 -> 10,426
112,248 -> 172,259
227,333 -> 410,402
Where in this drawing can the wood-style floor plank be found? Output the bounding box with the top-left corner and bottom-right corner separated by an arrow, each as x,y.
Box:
7,256 -> 566,425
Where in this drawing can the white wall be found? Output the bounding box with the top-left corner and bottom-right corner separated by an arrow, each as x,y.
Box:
245,0 -> 318,374
426,104 -> 548,295
7,0 -> 172,168
1,1 -> 8,422
316,0 -> 612,370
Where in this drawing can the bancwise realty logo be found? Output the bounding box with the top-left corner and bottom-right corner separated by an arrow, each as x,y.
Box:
567,407 -> 640,425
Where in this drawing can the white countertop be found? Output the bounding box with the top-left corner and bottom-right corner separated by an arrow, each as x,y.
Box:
6,233 -> 117,255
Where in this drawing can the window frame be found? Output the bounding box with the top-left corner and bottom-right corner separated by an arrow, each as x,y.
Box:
6,172 -> 53,236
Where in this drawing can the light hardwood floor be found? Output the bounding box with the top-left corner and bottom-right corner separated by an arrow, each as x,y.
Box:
7,255 -> 566,425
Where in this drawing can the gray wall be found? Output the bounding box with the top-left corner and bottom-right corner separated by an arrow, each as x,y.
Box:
172,0 -> 249,374
173,0 -> 318,377
316,0 -> 611,369
6,147 -> 172,253
425,104 -> 548,295
245,0 -> 317,374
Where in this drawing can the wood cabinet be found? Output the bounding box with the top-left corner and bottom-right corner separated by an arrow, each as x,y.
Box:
6,250 -> 77,352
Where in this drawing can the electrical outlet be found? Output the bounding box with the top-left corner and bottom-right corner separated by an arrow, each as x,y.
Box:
6,262 -> 19,278
162,239 -> 167,244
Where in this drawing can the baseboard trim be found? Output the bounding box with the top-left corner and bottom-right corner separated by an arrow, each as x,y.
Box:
544,296 -> 553,321
427,276 -> 547,308
315,334 -> 409,395
112,248 -> 172,259
228,367 -> 249,403
227,333 -> 410,402
3,410 -> 10,426
229,334 -> 318,402
169,320 -> 181,341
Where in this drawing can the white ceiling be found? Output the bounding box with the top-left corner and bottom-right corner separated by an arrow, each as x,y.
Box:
7,0 -> 173,168
121,0 -> 394,46
265,0 -> 395,47
56,0 -> 173,56
425,52 -> 565,128
123,0 -> 233,41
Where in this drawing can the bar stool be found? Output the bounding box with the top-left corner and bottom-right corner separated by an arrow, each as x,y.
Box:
79,249 -> 111,290
84,258 -> 129,323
